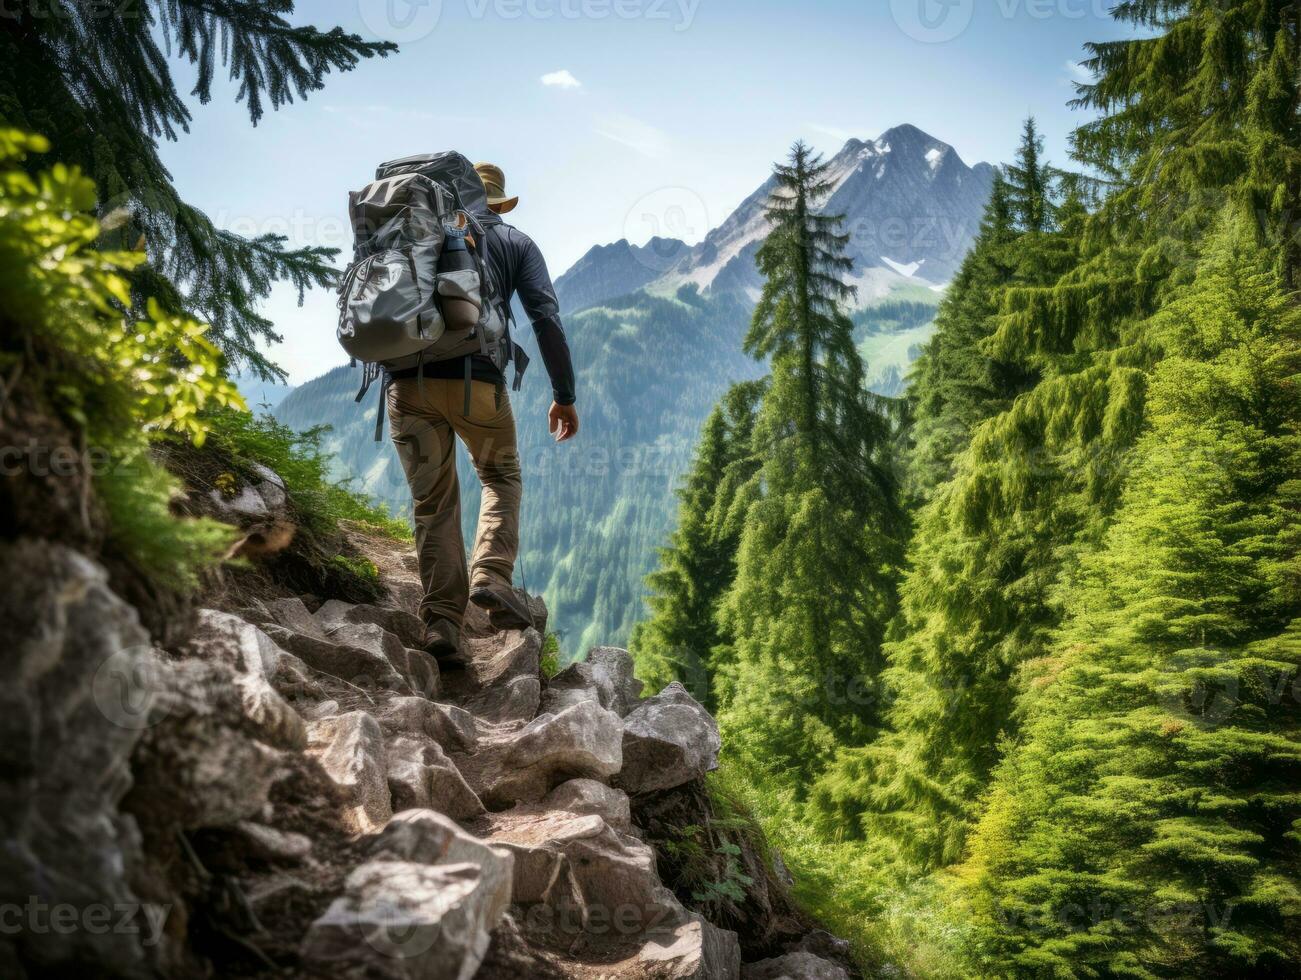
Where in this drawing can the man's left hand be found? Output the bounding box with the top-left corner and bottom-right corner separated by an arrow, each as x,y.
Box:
549,402 -> 579,442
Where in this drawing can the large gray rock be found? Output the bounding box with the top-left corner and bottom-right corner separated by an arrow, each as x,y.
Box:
617,682 -> 720,795
0,542 -> 159,975
447,628 -> 543,725
376,696 -> 478,753
185,610 -> 305,750
484,808 -> 679,933
542,815 -> 679,930
742,950 -> 851,980
306,711 -> 391,833
261,596 -> 329,640
540,645 -> 644,718
640,914 -> 742,980
543,778 -> 633,834
262,624 -> 408,695
205,463 -> 289,525
386,734 -> 485,819
301,860 -> 506,980
129,656 -> 283,829
485,701 -> 623,807
316,599 -> 425,649
369,810 -> 513,909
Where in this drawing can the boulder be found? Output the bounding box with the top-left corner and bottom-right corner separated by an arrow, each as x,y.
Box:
129,657 -> 282,830
483,808 -> 678,933
617,682 -> 720,795
269,650 -> 330,705
185,610 -> 305,750
543,778 -> 633,834
262,596 -> 328,640
306,712 -> 391,834
301,860 -> 506,980
262,624 -> 407,695
743,951 -> 851,980
540,645 -> 644,718
385,735 -> 485,819
0,542 -> 159,975
376,696 -> 478,752
393,646 -> 440,700
368,810 -> 514,920
205,464 -> 288,526
490,840 -> 584,911
316,599 -> 425,649
327,621 -> 438,699
543,816 -> 679,931
639,915 -> 742,980
486,701 -> 623,807
471,674 -> 541,726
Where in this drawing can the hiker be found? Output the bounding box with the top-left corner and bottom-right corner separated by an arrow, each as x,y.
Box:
382,161 -> 578,664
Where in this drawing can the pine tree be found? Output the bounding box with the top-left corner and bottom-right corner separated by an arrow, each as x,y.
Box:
630,379 -> 764,704
1003,118 -> 1055,234
964,211 -> 1301,978
906,170 -> 1021,496
808,135 -> 1086,867
1073,0 -> 1300,288
715,142 -> 904,794
0,2 -> 394,378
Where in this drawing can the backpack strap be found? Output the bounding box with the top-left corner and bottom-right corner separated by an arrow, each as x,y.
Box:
462,355 -> 473,417
373,374 -> 391,442
355,361 -> 379,402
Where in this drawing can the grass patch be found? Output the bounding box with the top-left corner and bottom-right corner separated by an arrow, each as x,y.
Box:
540,631 -> 563,679
706,761 -> 977,978
201,408 -> 411,542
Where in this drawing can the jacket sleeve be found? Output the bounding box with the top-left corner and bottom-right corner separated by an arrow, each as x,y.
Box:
512,229 -> 576,406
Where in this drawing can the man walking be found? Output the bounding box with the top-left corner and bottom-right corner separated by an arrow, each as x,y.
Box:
384,161 -> 578,664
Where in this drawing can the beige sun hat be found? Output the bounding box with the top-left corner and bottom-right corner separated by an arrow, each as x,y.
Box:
474,162 -> 519,214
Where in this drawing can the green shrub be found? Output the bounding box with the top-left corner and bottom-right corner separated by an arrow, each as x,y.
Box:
200,408 -> 412,542
0,129 -> 243,587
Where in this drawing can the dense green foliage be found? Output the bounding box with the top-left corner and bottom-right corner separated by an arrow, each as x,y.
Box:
0,0 -> 392,380
629,380 -> 764,703
634,2 -> 1301,976
0,129 -> 243,586
964,210 -> 1301,979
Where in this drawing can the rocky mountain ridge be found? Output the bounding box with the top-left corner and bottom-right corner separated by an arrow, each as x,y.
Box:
1,461 -> 855,979
642,124 -> 993,300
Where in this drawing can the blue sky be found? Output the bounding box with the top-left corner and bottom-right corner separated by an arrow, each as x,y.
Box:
158,0 -> 1137,383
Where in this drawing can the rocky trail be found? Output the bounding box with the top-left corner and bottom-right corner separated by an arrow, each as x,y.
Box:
3,512 -> 856,979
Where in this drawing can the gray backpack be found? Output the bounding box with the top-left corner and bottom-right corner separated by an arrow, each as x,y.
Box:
337,151 -> 527,438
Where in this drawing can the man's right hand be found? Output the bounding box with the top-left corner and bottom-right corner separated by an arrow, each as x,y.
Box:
548,402 -> 579,442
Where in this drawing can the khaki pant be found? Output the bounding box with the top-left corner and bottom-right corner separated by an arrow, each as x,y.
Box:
386,377 -> 521,628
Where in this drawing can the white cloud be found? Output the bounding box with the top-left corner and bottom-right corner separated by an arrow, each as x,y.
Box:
593,113 -> 670,159
1065,60 -> 1094,85
808,122 -> 864,145
540,69 -> 582,90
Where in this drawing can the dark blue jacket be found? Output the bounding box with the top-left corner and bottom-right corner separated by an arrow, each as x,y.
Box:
482,216 -> 575,406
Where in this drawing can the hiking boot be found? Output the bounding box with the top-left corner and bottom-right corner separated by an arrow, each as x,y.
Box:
422,618 -> 468,670
469,579 -> 533,630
